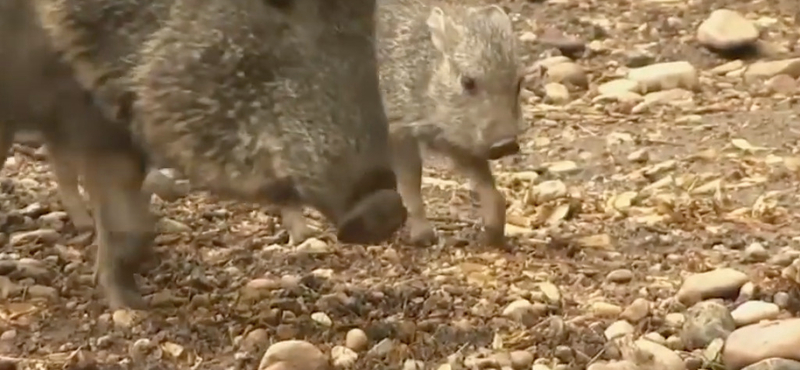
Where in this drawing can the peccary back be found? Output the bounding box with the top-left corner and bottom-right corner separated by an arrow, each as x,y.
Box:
34,0 -> 407,244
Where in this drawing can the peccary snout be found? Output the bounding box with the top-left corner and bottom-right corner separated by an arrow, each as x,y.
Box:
336,167 -> 408,244
487,136 -> 520,160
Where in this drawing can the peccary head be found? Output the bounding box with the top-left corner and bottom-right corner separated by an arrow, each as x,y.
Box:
424,5 -> 523,160
130,0 -> 407,244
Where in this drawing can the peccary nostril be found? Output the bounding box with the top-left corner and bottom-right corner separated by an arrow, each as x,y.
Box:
487,138 -> 520,160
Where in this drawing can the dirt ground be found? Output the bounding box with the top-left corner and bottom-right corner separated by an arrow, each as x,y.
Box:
2,0 -> 800,369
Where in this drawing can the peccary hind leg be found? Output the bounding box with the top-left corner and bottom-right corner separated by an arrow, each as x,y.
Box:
390,132 -> 437,246
82,150 -> 155,309
46,143 -> 94,231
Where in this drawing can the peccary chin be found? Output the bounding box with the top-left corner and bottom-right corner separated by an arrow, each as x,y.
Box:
128,0 -> 393,226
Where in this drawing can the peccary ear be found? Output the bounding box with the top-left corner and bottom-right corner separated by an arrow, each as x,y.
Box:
472,5 -> 513,34
426,7 -> 458,52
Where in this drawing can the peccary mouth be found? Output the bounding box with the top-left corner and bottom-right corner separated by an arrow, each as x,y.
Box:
336,167 -> 408,244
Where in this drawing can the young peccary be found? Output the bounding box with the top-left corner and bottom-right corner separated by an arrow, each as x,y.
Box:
280,0 -> 524,247
379,0 -> 524,248
24,0 -> 407,309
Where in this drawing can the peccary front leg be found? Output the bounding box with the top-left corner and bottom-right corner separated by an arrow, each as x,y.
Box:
391,133 -> 437,246
453,157 -> 507,248
45,144 -> 94,231
81,150 -> 155,310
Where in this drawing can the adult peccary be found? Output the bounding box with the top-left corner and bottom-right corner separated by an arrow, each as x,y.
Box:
21,0 -> 407,309
279,0 -> 524,247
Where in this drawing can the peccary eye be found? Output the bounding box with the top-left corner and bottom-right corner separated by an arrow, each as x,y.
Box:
461,76 -> 477,93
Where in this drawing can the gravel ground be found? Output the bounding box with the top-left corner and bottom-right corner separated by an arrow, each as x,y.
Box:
2,0 -> 800,369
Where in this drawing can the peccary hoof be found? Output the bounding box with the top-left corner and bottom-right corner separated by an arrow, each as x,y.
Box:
336,189 -> 407,244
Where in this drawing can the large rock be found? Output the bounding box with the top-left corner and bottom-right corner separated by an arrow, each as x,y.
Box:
697,9 -> 760,51
723,319 -> 800,370
676,268 -> 749,305
627,61 -> 698,94
681,300 -> 735,350
259,340 -> 329,370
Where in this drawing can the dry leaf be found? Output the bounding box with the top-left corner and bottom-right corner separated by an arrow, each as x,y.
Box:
731,138 -> 768,152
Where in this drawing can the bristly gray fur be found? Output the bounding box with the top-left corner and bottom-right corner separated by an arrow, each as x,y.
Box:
377,0 -> 523,159
34,0 -> 394,224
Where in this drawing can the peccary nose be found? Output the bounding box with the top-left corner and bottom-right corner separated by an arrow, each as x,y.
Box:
487,138 -> 520,160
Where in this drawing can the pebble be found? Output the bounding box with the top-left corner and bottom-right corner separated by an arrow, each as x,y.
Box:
743,242 -> 768,262
741,358 -> 800,370
665,335 -> 684,350
544,82 -> 570,104
295,238 -> 331,254
9,229 -> 60,247
368,338 -> 395,358
259,340 -> 327,370
642,332 -> 666,345
604,320 -> 634,340
731,301 -> 780,326
502,299 -> 541,325
627,61 -> 698,94
27,284 -> 57,300
331,345 -> 358,368
403,360 -> 425,370
0,330 -> 16,341
587,361 -> 639,370
665,313 -> 686,328
531,181 -> 568,204
509,351 -> 534,370
676,268 -> 749,305
606,269 -> 634,283
723,319 -> 800,370
744,58 -> 800,79
112,309 -> 137,328
696,9 -> 759,51
345,328 -> 369,351
629,339 -> 685,370
311,312 -> 333,327
621,298 -> 650,323
544,62 -> 588,89
241,328 -> 268,351
591,301 -> 622,317
774,292 -> 791,309
681,300 -> 736,350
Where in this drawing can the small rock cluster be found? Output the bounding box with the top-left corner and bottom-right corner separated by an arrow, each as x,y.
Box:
525,7 -> 798,114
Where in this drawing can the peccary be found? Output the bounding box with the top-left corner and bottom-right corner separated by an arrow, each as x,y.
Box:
279,0 -> 524,247
19,0 -> 407,309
